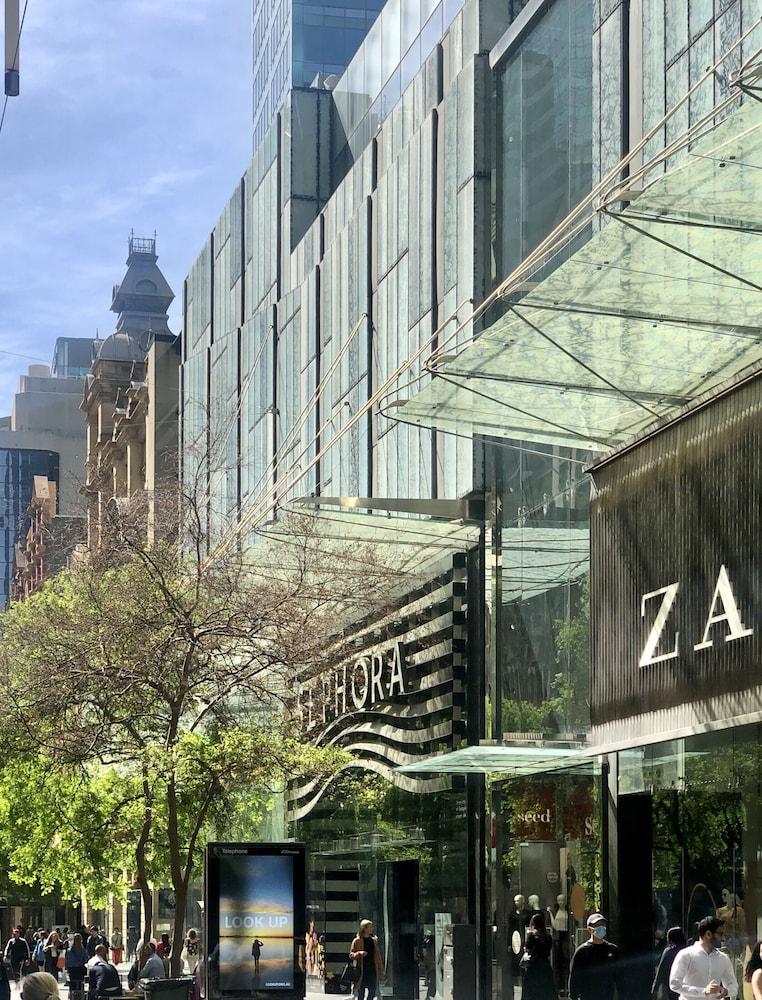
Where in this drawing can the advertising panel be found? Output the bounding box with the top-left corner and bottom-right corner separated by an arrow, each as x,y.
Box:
205,843 -> 305,999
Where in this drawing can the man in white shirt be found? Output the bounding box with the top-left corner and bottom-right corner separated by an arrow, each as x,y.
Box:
138,942 -> 166,981
670,917 -> 738,1000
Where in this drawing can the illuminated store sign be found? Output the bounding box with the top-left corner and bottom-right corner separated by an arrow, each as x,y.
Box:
640,565 -> 753,668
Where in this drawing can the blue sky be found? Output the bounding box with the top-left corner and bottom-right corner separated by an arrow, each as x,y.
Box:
0,0 -> 252,413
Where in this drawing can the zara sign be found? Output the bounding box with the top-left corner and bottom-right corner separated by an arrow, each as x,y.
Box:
589,373 -> 762,725
640,565 -> 753,667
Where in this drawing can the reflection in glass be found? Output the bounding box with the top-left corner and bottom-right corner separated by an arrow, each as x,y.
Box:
487,439 -> 592,740
620,725 -> 762,973
497,0 -> 593,279
381,0 -> 402,81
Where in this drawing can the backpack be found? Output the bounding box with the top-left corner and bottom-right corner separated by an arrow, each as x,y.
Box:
33,941 -> 44,963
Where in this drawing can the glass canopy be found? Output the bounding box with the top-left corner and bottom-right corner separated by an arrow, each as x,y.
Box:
397,742 -> 597,775
394,97 -> 762,451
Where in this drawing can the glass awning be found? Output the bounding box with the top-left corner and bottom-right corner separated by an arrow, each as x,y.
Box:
393,96 -> 762,452
397,743 -> 597,776
244,506 -> 481,603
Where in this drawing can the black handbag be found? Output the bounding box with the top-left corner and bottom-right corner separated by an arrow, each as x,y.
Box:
339,961 -> 360,987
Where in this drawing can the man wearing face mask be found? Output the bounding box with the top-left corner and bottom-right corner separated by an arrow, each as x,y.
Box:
669,917 -> 737,1000
568,913 -> 621,1000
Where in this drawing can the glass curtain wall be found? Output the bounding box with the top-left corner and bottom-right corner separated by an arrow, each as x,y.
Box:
485,439 -> 592,741
0,448 -> 59,608
496,0 -> 593,280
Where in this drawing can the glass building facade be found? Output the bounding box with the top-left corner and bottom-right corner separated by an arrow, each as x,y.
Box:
187,0 -> 762,997
252,0 -> 386,150
0,448 -> 59,608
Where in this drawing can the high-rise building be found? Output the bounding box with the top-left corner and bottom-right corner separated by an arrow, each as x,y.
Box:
0,448 -> 59,607
251,0 -> 384,150
187,0 -> 762,994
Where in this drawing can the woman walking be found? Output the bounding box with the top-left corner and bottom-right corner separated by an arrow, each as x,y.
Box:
64,934 -> 88,997
521,914 -> 556,1000
350,920 -> 384,1000
42,932 -> 63,983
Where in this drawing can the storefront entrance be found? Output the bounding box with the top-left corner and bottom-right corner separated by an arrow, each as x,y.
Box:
617,727 -> 762,993
492,771 -> 599,999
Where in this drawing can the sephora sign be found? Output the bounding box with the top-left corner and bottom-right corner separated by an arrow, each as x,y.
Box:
297,641 -> 411,731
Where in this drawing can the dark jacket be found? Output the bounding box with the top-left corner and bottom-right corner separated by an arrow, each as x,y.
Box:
4,938 -> 30,966
86,935 -> 107,959
569,940 -> 621,1000
652,945 -> 684,1000
87,959 -> 122,1000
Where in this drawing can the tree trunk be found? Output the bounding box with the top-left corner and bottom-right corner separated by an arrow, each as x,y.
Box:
136,776 -> 154,945
170,881 -> 188,977
136,871 -> 154,947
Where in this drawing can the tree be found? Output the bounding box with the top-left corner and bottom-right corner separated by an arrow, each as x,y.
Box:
0,477 -> 399,971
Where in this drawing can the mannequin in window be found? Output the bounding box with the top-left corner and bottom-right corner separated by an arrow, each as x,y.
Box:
527,895 -> 544,927
509,895 -> 529,978
549,895 -> 569,989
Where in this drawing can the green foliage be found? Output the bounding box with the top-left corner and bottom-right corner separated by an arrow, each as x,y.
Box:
501,698 -> 551,733
551,574 -> 590,732
0,538 -> 351,939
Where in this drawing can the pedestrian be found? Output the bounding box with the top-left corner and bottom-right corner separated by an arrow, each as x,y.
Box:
349,919 -> 385,1000
156,933 -> 171,960
126,928 -> 139,962
33,935 -> 45,974
85,924 -> 108,959
42,931 -> 63,982
86,945 -> 122,1000
568,913 -> 621,1000
182,929 -> 199,974
65,933 -> 88,997
0,955 -> 9,1000
521,914 -> 556,1000
3,928 -> 31,989
670,917 -> 737,1000
19,972 -> 59,1000
42,930 -> 64,982
110,929 -> 123,967
745,940 -> 762,1000
652,927 -> 688,1000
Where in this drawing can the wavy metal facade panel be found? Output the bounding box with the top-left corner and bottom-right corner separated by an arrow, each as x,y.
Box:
288,553 -> 468,821
590,373 -> 762,732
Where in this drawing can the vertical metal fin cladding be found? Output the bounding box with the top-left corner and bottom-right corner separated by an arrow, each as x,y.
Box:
591,374 -> 762,732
